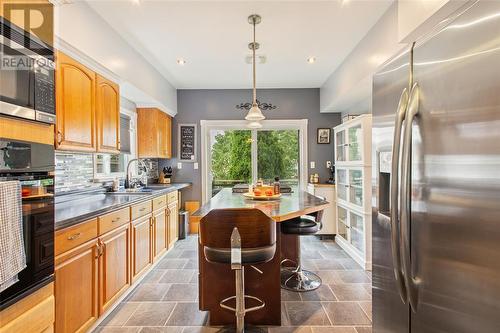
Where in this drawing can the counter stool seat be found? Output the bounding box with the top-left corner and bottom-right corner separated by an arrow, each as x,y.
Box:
280,199 -> 325,292
199,208 -> 276,333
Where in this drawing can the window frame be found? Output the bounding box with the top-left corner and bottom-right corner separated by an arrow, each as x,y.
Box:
200,119 -> 308,204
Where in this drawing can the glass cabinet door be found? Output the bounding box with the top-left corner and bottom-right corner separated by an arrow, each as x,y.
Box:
336,130 -> 346,162
349,211 -> 364,253
337,205 -> 348,240
349,169 -> 363,207
347,125 -> 362,161
336,169 -> 348,202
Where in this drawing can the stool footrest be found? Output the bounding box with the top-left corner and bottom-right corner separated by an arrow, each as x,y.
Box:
220,295 -> 265,313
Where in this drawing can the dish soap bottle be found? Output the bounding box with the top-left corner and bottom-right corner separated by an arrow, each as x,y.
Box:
273,177 -> 281,194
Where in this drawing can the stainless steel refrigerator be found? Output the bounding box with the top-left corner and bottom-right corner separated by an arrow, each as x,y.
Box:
372,1 -> 500,332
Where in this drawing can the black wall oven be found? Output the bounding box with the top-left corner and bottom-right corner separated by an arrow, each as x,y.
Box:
0,17 -> 55,124
0,138 -> 55,310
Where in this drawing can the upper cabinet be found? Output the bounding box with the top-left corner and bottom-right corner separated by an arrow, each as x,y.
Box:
96,75 -> 120,154
56,51 -> 120,153
334,114 -> 372,166
56,51 -> 96,152
137,108 -> 172,159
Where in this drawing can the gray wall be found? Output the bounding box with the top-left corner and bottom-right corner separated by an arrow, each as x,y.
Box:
159,88 -> 341,202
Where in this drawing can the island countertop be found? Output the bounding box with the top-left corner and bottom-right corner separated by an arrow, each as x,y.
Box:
191,188 -> 329,222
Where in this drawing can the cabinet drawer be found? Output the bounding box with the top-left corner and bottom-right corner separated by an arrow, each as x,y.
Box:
98,207 -> 130,235
167,191 -> 178,204
55,219 -> 98,256
131,200 -> 152,220
152,195 -> 167,211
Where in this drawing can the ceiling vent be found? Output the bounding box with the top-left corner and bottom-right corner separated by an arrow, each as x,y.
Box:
245,55 -> 266,64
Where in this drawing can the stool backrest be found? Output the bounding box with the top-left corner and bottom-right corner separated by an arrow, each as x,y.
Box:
199,208 -> 276,249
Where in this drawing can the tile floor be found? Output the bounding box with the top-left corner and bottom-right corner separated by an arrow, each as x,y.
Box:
93,235 -> 372,333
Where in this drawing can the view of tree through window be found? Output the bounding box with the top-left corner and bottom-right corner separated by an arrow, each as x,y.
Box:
257,130 -> 299,186
211,130 -> 251,196
210,129 -> 299,196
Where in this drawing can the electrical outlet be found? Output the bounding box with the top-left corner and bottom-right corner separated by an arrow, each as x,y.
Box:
310,161 -> 315,169
177,162 -> 182,169
194,163 -> 199,170
326,161 -> 332,168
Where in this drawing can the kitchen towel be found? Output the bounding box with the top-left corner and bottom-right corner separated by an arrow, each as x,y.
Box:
0,181 -> 27,292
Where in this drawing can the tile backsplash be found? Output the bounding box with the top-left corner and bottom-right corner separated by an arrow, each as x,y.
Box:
55,152 -> 98,194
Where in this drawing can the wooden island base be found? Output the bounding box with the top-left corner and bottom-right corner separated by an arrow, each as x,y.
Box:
194,189 -> 328,326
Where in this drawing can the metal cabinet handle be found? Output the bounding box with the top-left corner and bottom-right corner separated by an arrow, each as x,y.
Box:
400,82 -> 421,313
112,217 -> 121,223
139,207 -> 146,212
95,242 -> 101,259
389,88 -> 409,304
67,232 -> 82,240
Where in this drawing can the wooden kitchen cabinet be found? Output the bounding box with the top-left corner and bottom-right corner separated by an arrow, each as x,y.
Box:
153,208 -> 168,260
55,239 -> 99,333
131,215 -> 153,281
167,200 -> 179,248
137,108 -> 172,158
98,224 -> 131,315
55,51 -> 96,152
96,74 -> 120,154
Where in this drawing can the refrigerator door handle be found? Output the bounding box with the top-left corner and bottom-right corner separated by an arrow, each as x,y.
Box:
400,82 -> 421,313
390,88 -> 409,304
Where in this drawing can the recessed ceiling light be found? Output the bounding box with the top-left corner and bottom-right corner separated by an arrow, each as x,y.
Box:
307,57 -> 316,64
177,58 -> 186,65
131,0 -> 141,5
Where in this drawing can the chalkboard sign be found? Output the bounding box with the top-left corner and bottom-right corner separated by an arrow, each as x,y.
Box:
178,124 -> 196,162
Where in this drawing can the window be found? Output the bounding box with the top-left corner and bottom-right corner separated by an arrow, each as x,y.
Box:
201,120 -> 307,202
94,111 -> 137,179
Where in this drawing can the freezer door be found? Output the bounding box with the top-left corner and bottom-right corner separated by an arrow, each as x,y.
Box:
408,2 -> 500,332
372,46 -> 412,333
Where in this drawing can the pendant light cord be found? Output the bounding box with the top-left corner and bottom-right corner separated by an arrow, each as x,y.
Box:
252,17 -> 257,105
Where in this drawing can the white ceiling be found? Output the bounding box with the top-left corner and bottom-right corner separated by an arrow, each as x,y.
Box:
86,0 -> 393,89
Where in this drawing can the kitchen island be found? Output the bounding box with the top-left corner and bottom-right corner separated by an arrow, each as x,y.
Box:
192,188 -> 328,326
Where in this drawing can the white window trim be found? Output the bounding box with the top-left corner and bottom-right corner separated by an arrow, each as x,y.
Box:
93,107 -> 138,181
200,119 -> 308,204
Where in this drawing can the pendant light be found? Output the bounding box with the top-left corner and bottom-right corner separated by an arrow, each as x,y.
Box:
245,14 -> 265,122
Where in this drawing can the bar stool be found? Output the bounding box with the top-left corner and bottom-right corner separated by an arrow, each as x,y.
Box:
280,201 -> 325,292
199,208 -> 276,333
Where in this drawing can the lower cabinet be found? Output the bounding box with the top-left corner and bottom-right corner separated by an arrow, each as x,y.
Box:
55,240 -> 99,333
153,208 -> 168,260
132,215 -> 153,280
98,224 -> 131,314
167,200 -> 179,248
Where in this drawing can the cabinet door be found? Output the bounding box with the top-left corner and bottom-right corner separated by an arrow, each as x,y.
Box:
336,168 -> 348,202
137,108 -> 159,158
349,169 -> 364,207
96,75 -> 120,154
165,115 -> 172,158
56,51 -> 96,152
55,240 -> 98,333
132,215 -> 152,280
349,211 -> 364,253
158,111 -> 167,158
347,124 -> 363,161
168,201 -> 179,246
335,130 -> 346,162
98,224 -> 131,315
337,205 -> 348,241
153,209 -> 168,260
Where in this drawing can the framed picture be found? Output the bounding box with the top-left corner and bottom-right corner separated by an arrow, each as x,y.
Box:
178,124 -> 197,162
317,128 -> 331,144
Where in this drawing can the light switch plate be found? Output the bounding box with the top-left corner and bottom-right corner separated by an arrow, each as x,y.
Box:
310,161 -> 315,169
177,162 -> 182,169
194,163 -> 199,170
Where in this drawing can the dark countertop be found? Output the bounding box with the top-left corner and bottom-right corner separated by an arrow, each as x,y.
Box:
55,183 -> 191,231
191,188 -> 328,222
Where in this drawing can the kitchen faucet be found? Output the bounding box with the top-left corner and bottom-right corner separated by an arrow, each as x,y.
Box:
125,158 -> 148,189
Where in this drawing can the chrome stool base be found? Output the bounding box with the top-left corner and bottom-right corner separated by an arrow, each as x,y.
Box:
280,266 -> 322,292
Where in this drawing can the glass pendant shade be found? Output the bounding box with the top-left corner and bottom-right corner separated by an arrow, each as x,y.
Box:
247,121 -> 263,129
245,103 -> 265,121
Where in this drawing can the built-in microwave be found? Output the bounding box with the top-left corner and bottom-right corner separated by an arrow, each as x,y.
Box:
0,17 -> 55,124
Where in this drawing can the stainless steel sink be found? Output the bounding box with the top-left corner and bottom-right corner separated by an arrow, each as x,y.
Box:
108,188 -> 154,195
